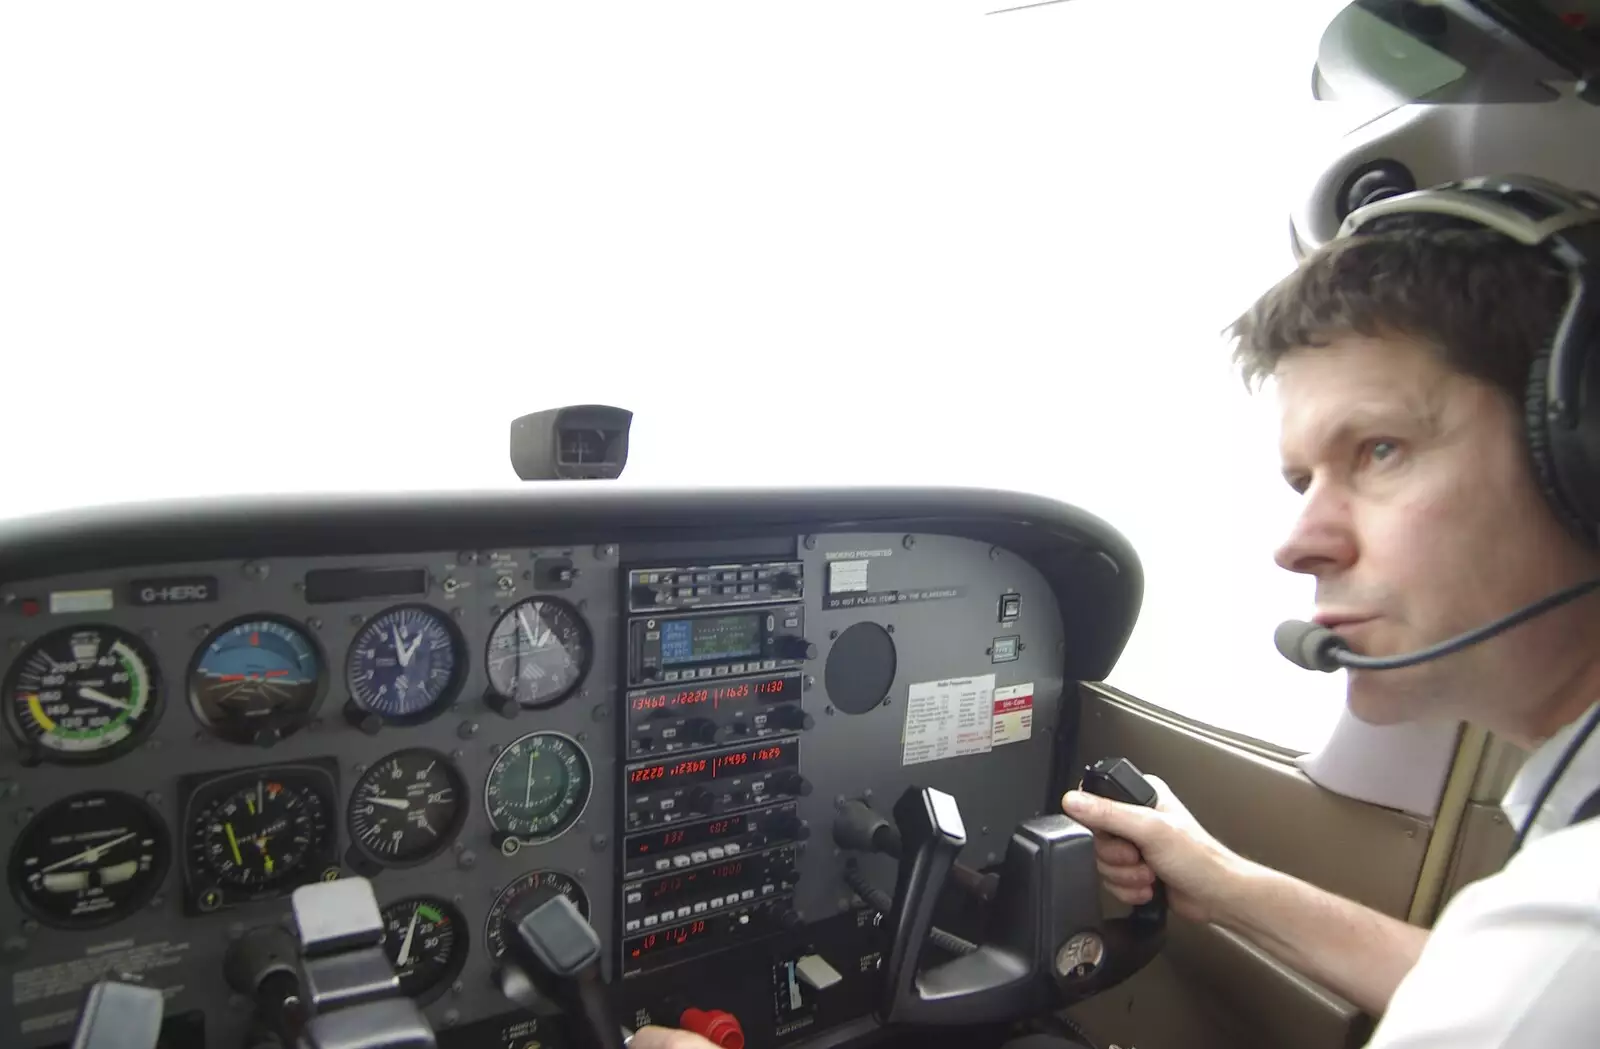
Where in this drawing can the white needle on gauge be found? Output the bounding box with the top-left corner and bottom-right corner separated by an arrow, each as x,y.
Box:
41,832 -> 136,872
369,797 -> 410,811
397,906 -> 419,967
517,609 -> 537,649
76,686 -> 130,711
392,627 -> 410,666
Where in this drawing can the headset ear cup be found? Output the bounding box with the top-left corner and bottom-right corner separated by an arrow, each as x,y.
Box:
1525,341 -> 1593,543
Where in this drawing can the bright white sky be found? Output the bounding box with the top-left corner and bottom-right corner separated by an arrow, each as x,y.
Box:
1,0 -> 1365,751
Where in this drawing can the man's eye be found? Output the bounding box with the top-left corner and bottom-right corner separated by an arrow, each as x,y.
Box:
1364,439 -> 1400,463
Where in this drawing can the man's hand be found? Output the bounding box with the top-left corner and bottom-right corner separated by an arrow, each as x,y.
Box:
1061,773 -> 1247,925
628,1025 -> 720,1049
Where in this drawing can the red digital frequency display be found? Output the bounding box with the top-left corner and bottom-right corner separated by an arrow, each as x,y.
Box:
627,673 -> 797,717
627,738 -> 795,787
627,916 -> 716,962
626,814 -> 751,859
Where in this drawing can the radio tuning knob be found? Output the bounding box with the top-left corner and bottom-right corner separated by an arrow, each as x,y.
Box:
685,718 -> 719,743
772,771 -> 813,797
775,637 -> 817,661
688,786 -> 716,814
763,812 -> 810,841
779,908 -> 803,930
769,705 -> 813,732
773,571 -> 800,591
631,584 -> 660,606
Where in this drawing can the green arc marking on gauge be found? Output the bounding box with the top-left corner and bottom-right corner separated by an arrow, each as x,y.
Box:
47,646 -> 144,740
417,902 -> 444,922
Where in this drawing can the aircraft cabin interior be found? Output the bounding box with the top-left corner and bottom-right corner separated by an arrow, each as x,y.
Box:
3,2 -> 1599,1048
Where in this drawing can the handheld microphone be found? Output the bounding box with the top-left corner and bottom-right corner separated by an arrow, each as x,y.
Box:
1275,576 -> 1600,672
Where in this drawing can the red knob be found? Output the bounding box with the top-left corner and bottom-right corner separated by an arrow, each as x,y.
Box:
679,1008 -> 745,1049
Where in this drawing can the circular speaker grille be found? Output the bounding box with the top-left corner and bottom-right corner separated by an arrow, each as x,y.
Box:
824,621 -> 897,715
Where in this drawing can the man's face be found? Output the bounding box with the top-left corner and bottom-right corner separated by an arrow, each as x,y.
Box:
1273,333 -> 1600,740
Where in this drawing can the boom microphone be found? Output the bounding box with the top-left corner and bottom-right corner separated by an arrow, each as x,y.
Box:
1276,576 -> 1600,672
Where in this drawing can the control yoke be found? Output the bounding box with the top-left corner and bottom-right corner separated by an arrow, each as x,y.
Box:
68,877 -> 436,1049
876,756 -> 1167,1026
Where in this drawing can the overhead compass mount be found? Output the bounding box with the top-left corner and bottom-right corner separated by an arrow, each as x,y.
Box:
510,404 -> 633,481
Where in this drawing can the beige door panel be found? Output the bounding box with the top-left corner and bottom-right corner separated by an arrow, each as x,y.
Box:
1437,800 -> 1514,912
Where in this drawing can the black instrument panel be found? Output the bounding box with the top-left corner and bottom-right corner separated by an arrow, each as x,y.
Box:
0,486 -> 1141,1049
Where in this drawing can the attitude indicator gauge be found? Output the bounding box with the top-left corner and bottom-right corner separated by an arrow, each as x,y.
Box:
4,626 -> 163,763
379,895 -> 468,1003
347,748 -> 467,869
484,870 -> 588,961
484,597 -> 592,710
483,730 -> 591,854
8,791 -> 170,929
189,616 -> 325,744
345,605 -> 464,725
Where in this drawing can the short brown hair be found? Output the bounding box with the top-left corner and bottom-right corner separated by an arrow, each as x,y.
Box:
1227,224 -> 1571,403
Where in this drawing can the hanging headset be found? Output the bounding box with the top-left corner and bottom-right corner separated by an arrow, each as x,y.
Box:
1334,174 -> 1600,855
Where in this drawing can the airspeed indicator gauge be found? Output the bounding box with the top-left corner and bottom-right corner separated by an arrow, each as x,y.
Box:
5,626 -> 163,763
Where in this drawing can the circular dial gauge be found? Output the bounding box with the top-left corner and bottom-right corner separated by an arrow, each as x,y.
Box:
348,749 -> 467,867
1055,930 -> 1105,981
9,791 -> 169,929
484,598 -> 592,709
345,605 -> 463,724
484,731 -> 591,848
380,896 -> 468,1003
484,870 -> 588,961
5,626 -> 162,762
189,617 -> 325,743
188,777 -> 332,888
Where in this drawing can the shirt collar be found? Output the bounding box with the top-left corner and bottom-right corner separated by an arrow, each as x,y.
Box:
1501,699 -> 1600,843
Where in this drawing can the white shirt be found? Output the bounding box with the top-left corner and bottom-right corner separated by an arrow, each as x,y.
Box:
1363,701 -> 1600,1047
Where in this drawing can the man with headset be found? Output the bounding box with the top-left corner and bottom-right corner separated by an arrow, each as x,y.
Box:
1059,172 -> 1600,1046
633,176 -> 1600,1048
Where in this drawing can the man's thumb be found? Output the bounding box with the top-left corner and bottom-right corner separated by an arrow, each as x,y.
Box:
1061,789 -> 1155,840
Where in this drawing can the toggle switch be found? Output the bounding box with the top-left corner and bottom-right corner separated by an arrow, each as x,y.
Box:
795,954 -> 842,992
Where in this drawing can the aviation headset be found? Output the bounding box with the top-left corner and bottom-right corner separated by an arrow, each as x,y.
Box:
1334,174 -> 1600,855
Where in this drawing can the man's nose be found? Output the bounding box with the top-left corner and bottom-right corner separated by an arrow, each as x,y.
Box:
1274,483 -> 1357,576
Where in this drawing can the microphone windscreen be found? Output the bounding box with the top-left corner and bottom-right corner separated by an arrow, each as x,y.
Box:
1274,620 -> 1341,672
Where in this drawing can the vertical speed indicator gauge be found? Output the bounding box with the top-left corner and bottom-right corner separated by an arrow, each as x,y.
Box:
189,616 -> 325,744
4,626 -> 163,763
484,597 -> 592,710
345,605 -> 464,725
346,748 -> 466,868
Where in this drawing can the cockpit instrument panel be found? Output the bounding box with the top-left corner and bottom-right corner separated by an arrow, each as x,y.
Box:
0,487 -> 1140,1049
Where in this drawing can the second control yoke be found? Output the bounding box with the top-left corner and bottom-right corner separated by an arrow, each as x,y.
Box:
876,756 -> 1167,1027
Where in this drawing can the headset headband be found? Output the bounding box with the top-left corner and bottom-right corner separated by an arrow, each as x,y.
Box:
1337,173 -> 1600,244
